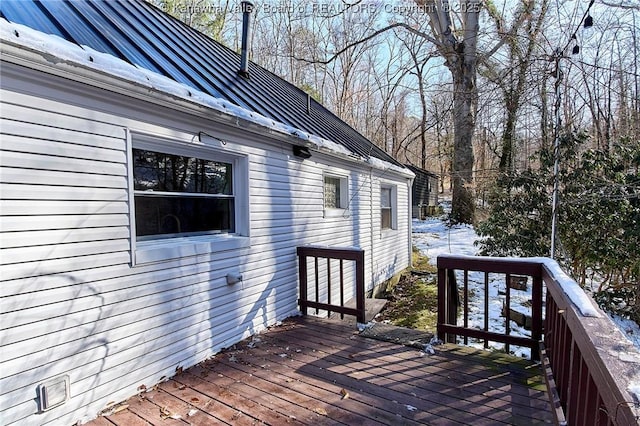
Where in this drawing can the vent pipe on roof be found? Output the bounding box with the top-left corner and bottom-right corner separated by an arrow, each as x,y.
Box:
238,1 -> 254,79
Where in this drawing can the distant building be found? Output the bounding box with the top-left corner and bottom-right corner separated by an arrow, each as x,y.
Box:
405,164 -> 439,219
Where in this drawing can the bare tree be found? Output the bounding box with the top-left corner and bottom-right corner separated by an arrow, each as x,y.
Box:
149,0 -> 229,41
481,0 -> 550,174
412,0 -> 534,222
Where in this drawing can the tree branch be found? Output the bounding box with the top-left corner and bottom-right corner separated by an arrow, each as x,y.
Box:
480,1 -> 533,62
291,22 -> 439,65
599,0 -> 640,10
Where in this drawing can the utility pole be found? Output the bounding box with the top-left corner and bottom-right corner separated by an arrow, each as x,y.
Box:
550,48 -> 562,259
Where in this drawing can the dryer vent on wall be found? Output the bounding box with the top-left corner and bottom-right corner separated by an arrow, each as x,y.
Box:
37,375 -> 70,412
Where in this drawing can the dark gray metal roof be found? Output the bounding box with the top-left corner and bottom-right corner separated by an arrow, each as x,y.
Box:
1,0 -> 402,167
405,164 -> 438,178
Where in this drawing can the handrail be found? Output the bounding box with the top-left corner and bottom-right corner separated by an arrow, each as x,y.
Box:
541,262 -> 639,426
437,255 -> 544,360
296,245 -> 365,324
437,254 -> 640,425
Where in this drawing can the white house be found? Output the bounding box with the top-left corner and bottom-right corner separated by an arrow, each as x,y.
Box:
0,1 -> 414,424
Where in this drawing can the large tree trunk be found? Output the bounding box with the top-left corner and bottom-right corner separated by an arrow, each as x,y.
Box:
450,60 -> 477,223
423,1 -> 480,224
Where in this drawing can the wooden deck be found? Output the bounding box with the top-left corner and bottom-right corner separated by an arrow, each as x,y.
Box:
90,317 -> 554,425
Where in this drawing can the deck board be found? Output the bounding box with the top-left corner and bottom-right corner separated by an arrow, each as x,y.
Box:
92,316 -> 554,425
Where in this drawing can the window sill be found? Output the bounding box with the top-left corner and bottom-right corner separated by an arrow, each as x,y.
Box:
381,228 -> 397,237
133,234 -> 250,265
324,208 -> 350,218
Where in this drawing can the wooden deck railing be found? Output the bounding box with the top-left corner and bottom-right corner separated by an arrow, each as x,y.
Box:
296,246 -> 365,323
437,256 -> 544,360
437,254 -> 640,426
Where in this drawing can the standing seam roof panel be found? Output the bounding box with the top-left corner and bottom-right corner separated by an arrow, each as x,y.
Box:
0,1 -> 65,39
60,0 -> 166,75
115,0 -> 250,107
129,1 -> 320,132
94,0 -> 235,99
37,0 -> 123,60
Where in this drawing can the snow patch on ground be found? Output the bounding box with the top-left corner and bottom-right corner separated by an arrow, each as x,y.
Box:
613,315 -> 640,349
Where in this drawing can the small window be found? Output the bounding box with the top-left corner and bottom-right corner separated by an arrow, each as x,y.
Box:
133,148 -> 234,240
324,175 -> 348,216
381,185 -> 395,230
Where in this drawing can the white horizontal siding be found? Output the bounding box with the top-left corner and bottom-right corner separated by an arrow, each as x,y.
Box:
1,214 -> 129,233
1,227 -> 131,248
2,248 -> 297,333
0,252 -> 133,281
0,150 -> 127,175
1,102 -> 126,139
1,117 -> 126,151
0,200 -> 128,216
1,133 -> 126,164
1,167 -> 128,188
1,184 -> 128,201
1,239 -> 130,265
0,66 -> 410,426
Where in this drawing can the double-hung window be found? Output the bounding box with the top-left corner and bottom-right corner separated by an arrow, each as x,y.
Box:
133,149 -> 234,239
381,185 -> 396,230
130,136 -> 249,265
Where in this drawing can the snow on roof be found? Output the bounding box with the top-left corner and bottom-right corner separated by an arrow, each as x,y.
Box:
0,18 -> 412,178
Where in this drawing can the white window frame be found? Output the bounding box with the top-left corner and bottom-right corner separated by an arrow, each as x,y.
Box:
323,173 -> 349,218
380,183 -> 397,231
128,132 -> 250,265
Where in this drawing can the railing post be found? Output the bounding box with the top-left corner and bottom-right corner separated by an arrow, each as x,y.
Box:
437,266 -> 447,343
355,249 -> 365,324
446,269 -> 459,343
297,247 -> 308,316
531,275 -> 543,362
437,266 -> 459,344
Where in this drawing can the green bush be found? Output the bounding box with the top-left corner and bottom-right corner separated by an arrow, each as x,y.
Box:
476,133 -> 640,323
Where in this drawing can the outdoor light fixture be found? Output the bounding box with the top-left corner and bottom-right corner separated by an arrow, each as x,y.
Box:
226,273 -> 243,285
293,145 -> 312,159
